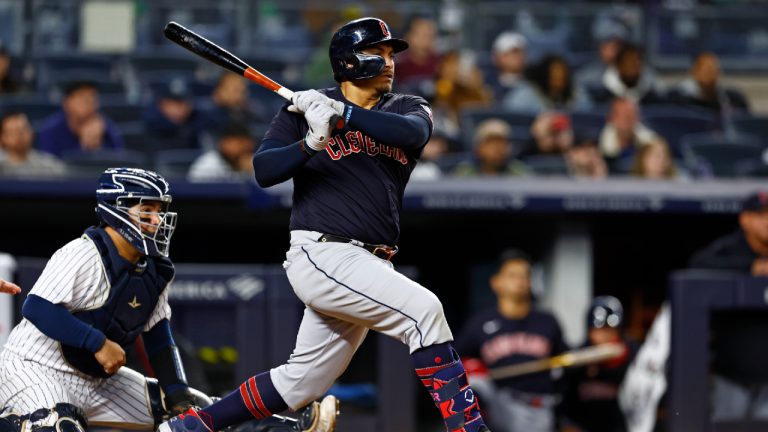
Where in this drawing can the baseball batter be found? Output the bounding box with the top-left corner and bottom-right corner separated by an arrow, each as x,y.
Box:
161,17 -> 490,432
0,168 -> 330,432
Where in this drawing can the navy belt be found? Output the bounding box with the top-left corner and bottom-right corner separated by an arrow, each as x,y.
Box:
318,234 -> 399,261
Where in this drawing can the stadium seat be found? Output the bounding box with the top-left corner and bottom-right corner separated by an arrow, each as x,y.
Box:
60,149 -> 148,177
644,111 -> 719,158
100,103 -> 145,124
154,149 -> 204,180
521,154 -> 569,176
733,115 -> 768,143
682,136 -> 767,178
2,100 -> 59,123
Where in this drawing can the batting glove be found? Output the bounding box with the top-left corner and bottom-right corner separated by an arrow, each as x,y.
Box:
288,90 -> 346,117
304,101 -> 337,152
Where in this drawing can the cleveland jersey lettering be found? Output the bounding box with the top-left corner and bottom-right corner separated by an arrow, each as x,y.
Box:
264,87 -> 433,245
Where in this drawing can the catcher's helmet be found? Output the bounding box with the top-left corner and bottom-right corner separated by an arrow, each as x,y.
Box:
95,167 -> 177,257
587,296 -> 624,329
329,17 -> 409,82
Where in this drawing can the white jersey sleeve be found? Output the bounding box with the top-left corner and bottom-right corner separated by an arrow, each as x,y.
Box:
29,236 -> 107,310
144,283 -> 172,331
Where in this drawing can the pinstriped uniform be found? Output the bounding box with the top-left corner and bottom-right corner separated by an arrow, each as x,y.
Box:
0,234 -> 172,428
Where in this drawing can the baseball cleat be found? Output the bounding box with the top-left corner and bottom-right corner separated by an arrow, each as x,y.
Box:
297,395 -> 339,432
158,407 -> 213,432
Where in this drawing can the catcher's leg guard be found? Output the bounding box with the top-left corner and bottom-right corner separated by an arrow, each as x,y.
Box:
147,378 -> 167,426
0,408 -> 22,432
28,403 -> 87,432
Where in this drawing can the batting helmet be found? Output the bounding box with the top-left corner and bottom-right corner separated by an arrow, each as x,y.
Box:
329,17 -> 409,82
587,296 -> 624,329
95,167 -> 177,257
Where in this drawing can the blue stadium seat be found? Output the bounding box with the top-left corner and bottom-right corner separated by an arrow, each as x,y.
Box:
644,111 -> 719,158
521,154 -> 569,176
681,134 -> 767,178
732,115 -> 768,143
101,103 -> 145,124
60,149 -> 148,177
154,149 -> 204,180
2,100 -> 59,123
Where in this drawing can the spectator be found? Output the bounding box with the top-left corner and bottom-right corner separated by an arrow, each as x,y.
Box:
456,249 -> 569,432
566,137 -> 608,179
503,55 -> 593,114
630,137 -> 682,180
453,119 -> 528,176
0,111 -> 66,177
0,44 -> 23,94
574,10 -> 632,90
37,81 -> 124,157
488,32 -> 528,103
561,296 -> 639,432
592,43 -> 666,105
188,122 -> 255,182
433,50 -> 493,137
411,129 -> 452,180
144,78 -> 200,150
689,191 -> 768,421
198,72 -> 268,144
670,52 -> 750,115
529,111 -> 574,156
598,98 -> 658,173
393,15 -> 441,90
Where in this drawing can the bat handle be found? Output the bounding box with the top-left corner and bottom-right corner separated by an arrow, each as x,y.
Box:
330,115 -> 345,130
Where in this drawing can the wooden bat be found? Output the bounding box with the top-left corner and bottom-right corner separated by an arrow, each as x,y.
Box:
163,21 -> 344,130
487,343 -> 626,380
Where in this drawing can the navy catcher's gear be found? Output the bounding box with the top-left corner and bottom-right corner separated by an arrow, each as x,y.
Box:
147,378 -> 167,425
329,17 -> 408,82
0,404 -> 88,432
587,296 -> 624,329
61,226 -> 174,378
95,167 -> 177,257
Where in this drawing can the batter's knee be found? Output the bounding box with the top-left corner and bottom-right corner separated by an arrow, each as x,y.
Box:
412,291 -> 453,350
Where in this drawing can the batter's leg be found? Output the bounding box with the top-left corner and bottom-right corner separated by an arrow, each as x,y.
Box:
179,307 -> 364,431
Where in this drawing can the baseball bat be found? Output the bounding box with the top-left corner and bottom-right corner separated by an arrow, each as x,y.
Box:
163,21 -> 344,130
487,343 -> 625,380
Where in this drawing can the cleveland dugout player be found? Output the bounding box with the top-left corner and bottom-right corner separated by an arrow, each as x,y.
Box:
160,17 -> 491,432
0,168 -> 331,432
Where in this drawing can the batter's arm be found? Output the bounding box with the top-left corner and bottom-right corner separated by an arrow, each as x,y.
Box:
346,108 -> 431,150
252,138 -> 313,187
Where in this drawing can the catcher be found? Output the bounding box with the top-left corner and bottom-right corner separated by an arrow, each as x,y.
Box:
0,167 -> 334,432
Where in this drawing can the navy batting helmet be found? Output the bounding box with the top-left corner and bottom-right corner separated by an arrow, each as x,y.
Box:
329,17 -> 409,82
587,296 -> 624,329
95,167 -> 177,257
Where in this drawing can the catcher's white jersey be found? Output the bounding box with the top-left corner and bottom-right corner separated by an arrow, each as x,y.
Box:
0,234 -> 171,428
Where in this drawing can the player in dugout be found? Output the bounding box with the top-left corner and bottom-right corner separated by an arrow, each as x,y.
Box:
0,168 -> 335,432
160,16 -> 491,432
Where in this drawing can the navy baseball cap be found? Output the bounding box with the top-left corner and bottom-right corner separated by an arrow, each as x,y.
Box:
742,191 -> 768,212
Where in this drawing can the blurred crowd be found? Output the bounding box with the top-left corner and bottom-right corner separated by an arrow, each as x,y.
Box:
0,6 -> 766,182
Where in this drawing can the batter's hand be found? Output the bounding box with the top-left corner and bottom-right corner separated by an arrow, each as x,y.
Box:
288,90 -> 345,116
95,338 -> 126,375
0,279 -> 21,295
304,102 -> 338,152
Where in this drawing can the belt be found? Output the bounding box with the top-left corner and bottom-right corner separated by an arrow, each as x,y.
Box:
317,234 -> 399,261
